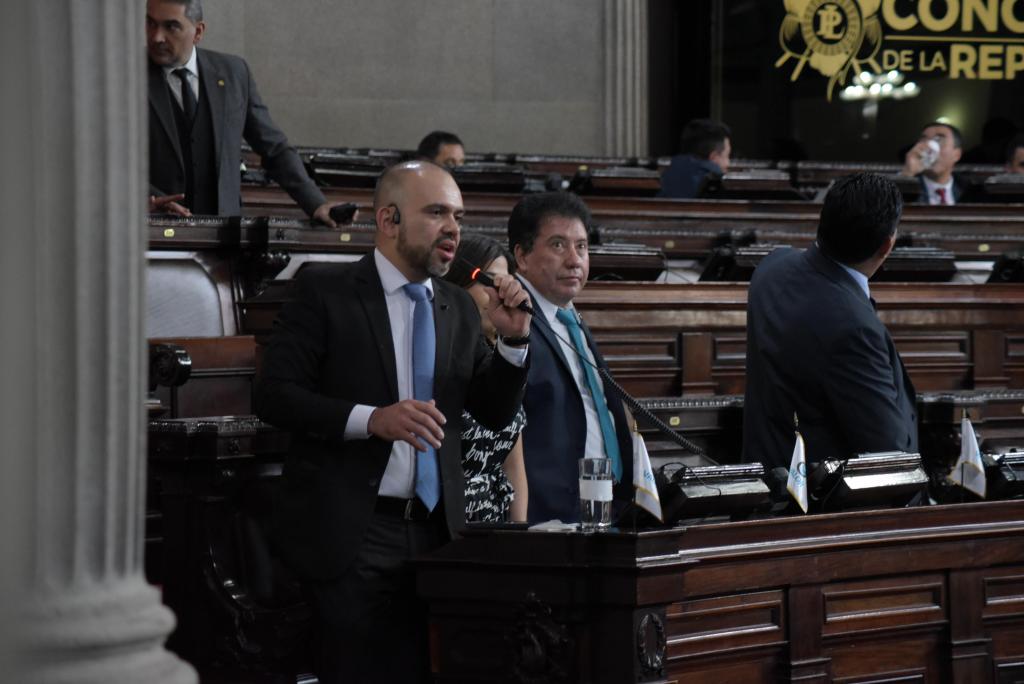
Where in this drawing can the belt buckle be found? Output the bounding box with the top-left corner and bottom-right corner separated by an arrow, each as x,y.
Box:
403,499 -> 415,520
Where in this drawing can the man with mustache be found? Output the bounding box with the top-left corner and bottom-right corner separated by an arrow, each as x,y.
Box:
145,0 -> 346,224
508,192 -> 634,524
257,161 -> 531,683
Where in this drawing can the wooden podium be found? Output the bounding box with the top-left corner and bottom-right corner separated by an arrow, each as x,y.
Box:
417,501 -> 1024,683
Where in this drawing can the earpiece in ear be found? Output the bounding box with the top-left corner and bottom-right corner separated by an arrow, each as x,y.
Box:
391,205 -> 402,224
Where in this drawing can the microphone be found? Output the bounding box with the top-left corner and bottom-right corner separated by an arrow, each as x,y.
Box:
327,202 -> 358,224
465,262 -> 535,315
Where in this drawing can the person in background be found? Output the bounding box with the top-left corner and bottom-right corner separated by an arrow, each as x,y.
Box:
443,235 -> 529,523
145,0 -> 346,224
657,118 -> 732,199
900,121 -> 965,205
417,130 -> 466,168
1005,135 -> 1024,174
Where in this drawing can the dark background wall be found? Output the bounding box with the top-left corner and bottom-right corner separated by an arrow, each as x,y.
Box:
651,0 -> 1024,162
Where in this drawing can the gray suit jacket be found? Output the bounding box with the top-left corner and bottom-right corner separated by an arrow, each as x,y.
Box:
148,48 -> 325,216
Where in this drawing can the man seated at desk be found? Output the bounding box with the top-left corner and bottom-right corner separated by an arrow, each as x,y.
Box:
658,118 -> 732,199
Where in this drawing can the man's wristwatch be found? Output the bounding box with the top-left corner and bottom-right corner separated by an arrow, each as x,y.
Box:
499,334 -> 531,347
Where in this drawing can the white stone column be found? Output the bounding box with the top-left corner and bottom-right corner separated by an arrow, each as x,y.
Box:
604,0 -> 649,157
0,1 -> 195,681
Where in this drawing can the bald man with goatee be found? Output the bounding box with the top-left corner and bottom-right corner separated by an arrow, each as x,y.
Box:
256,161 -> 531,683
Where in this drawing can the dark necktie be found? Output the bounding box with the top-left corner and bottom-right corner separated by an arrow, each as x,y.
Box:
173,68 -> 196,124
554,307 -> 623,482
935,187 -> 948,205
403,283 -> 440,510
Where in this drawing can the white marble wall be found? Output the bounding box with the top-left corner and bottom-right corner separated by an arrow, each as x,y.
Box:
201,0 -> 647,155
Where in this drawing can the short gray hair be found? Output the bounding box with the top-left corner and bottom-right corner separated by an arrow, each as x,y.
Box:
165,0 -> 203,23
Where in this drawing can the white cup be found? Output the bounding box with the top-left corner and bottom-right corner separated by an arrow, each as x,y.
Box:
578,458 -> 613,531
920,138 -> 941,169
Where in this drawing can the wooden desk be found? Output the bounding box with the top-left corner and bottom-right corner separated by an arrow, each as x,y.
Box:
417,501 -> 1024,683
236,186 -> 1024,261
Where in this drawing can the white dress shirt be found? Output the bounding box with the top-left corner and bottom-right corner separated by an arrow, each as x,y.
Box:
161,47 -> 200,110
345,249 -> 527,498
519,276 -> 613,461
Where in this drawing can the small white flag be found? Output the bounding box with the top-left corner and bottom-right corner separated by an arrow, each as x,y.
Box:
949,414 -> 986,498
787,431 -> 809,513
632,431 -> 663,522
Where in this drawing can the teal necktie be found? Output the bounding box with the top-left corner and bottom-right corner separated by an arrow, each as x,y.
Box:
554,307 -> 622,482
403,283 -> 440,510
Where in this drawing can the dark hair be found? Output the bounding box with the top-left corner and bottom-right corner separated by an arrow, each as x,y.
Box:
163,0 -> 203,23
417,131 -> 463,160
1006,134 -> 1024,164
923,121 -> 963,149
444,235 -> 515,289
680,119 -> 731,159
507,192 -> 592,255
817,173 -> 903,265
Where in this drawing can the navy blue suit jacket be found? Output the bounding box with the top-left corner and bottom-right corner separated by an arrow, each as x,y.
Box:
742,245 -> 918,469
657,154 -> 722,199
520,290 -> 633,524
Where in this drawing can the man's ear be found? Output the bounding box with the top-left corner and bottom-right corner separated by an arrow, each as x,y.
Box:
376,206 -> 398,237
876,232 -> 897,262
513,244 -> 528,272
193,20 -> 206,44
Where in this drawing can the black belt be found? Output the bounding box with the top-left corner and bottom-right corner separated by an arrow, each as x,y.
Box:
374,496 -> 433,521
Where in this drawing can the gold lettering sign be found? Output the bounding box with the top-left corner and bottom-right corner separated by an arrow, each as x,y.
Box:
777,0 -> 1024,98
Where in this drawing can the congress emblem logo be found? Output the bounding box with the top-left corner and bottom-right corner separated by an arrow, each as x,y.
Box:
776,0 -> 884,100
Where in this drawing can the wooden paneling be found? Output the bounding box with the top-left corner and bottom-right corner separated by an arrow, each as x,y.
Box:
418,501 -> 1024,683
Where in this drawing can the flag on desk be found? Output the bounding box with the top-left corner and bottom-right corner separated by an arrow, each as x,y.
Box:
949,414 -> 986,498
787,431 -> 809,514
632,430 -> 663,522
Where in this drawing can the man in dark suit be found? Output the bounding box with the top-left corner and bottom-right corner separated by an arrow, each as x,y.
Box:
742,173 -> 918,470
900,121 -> 966,205
145,0 -> 344,224
657,119 -> 732,199
508,192 -> 633,524
256,161 -> 531,683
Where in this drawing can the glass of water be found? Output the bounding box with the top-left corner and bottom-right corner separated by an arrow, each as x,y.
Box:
578,458 -> 613,531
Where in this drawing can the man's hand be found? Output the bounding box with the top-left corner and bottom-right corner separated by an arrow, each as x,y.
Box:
484,274 -> 532,339
311,201 -> 358,228
367,399 -> 446,451
149,193 -> 191,217
901,140 -> 931,177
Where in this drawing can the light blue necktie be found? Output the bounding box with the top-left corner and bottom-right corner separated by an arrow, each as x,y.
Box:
403,283 -> 441,510
554,307 -> 622,482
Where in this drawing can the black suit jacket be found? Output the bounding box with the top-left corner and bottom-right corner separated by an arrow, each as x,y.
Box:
742,245 -> 918,469
519,289 -> 633,524
148,48 -> 325,216
255,255 -> 528,580
915,172 -> 967,205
